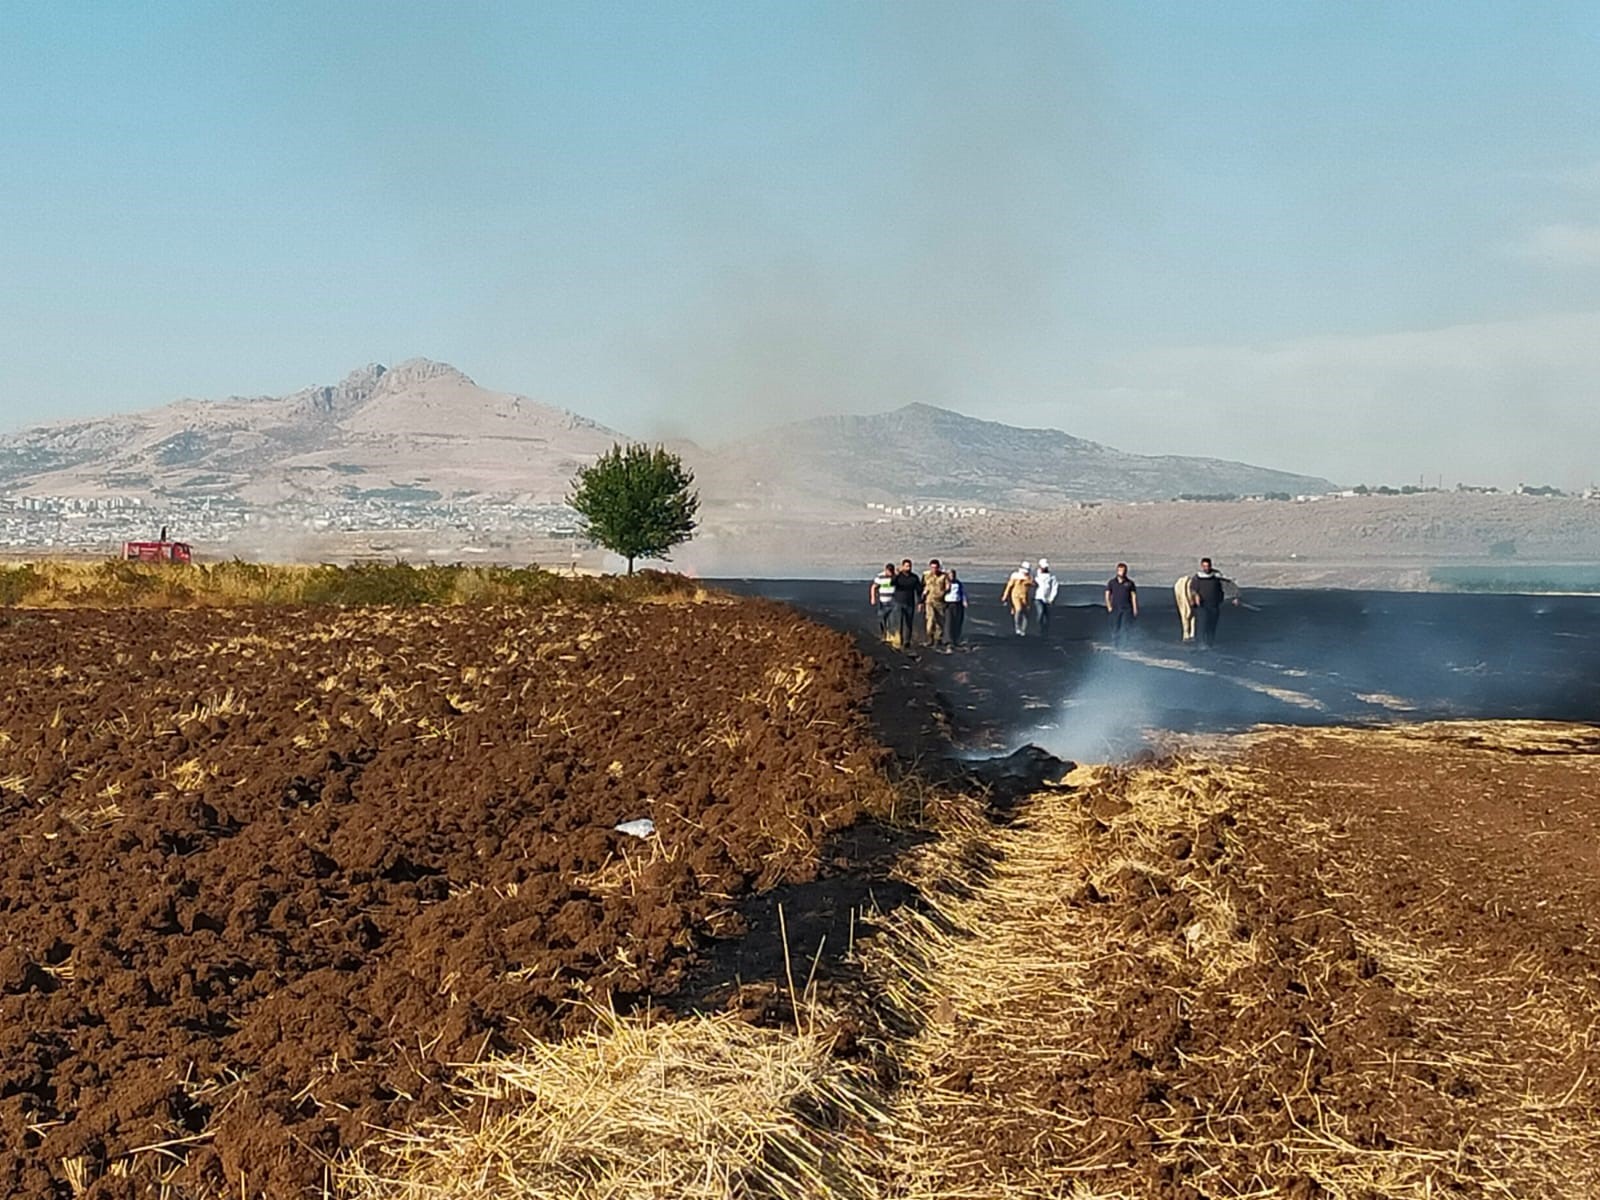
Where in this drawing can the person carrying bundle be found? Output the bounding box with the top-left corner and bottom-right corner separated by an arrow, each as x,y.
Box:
1001,561 -> 1035,637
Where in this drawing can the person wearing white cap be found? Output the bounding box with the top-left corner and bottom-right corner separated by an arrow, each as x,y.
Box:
1001,560 -> 1035,636
1033,557 -> 1060,637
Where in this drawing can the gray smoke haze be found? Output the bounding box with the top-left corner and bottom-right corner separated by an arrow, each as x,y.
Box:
636,3 -> 1122,441
224,513 -> 350,565
1016,588 -> 1600,763
708,582 -> 1600,766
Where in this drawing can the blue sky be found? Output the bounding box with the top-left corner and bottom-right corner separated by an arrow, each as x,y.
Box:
3,2 -> 1599,486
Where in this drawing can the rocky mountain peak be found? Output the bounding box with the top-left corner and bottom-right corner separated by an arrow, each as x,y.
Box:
373,358 -> 474,393
289,363 -> 388,419
282,360 -> 476,422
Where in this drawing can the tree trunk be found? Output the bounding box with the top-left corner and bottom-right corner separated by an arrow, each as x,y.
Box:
627,556 -> 635,575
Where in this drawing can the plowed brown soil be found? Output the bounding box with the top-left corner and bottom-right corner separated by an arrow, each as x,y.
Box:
871,722 -> 1600,1198
0,601 -> 891,1198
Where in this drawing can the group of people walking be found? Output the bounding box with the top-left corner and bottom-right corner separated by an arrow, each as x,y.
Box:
871,558 -> 970,650
999,558 -> 1060,637
869,557 -> 1066,651
870,557 -> 1238,652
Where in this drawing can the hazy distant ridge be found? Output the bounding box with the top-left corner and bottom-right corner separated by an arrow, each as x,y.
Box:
0,360 -> 621,506
695,402 -> 1337,509
1,363 -> 1334,510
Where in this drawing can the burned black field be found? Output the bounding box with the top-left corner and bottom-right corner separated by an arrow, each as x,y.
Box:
718,579 -> 1600,756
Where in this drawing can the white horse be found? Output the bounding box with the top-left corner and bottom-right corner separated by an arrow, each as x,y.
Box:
1174,574 -> 1240,641
1173,575 -> 1196,642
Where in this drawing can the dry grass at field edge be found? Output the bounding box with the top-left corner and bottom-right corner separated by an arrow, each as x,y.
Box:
0,560 -> 706,609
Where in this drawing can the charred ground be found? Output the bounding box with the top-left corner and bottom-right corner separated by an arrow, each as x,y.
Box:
719,578 -> 1600,755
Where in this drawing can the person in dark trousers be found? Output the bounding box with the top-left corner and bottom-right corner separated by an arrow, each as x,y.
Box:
890,557 -> 923,650
1189,557 -> 1228,649
945,568 -> 968,647
1032,558 -> 1060,637
870,562 -> 897,643
1104,562 -> 1138,645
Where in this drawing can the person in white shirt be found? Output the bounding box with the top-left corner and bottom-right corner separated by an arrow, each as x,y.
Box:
945,568 -> 968,647
1033,557 -> 1060,637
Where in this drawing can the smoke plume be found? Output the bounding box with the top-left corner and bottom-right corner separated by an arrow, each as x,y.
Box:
636,2 -> 1121,440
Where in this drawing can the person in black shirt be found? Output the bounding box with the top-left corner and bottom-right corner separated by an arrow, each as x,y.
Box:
1104,562 -> 1139,646
1188,557 -> 1229,649
890,558 -> 923,649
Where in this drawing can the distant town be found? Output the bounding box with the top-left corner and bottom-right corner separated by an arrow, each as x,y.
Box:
3,481 -> 1595,560
0,493 -> 585,556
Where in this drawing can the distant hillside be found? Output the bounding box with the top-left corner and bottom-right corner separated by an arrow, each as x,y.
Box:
0,360 -> 620,505
1,370 -> 1335,515
693,403 -> 1336,510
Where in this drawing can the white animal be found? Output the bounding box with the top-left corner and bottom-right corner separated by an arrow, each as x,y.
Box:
1174,573 -> 1241,641
1173,575 -> 1197,642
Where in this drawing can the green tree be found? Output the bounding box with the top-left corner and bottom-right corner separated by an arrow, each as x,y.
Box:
568,443 -> 699,574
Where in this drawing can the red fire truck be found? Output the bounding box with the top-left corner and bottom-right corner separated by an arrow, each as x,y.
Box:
121,535 -> 193,564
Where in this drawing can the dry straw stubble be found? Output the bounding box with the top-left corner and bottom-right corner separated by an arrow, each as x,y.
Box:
337,1007 -> 888,1200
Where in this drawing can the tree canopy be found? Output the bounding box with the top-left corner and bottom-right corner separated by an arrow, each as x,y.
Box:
568,443 -> 699,574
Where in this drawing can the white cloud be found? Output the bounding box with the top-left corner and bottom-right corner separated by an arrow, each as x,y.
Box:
1509,222 -> 1600,267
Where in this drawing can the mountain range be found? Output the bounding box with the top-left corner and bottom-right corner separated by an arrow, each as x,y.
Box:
0,360 -> 1335,510
0,360 -> 619,507
697,402 -> 1334,511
